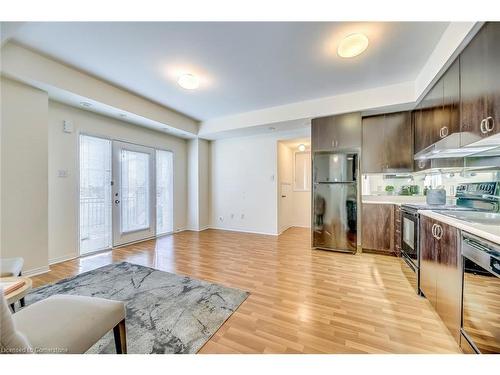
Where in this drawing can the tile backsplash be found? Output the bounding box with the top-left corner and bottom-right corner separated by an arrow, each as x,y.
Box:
362,170 -> 500,197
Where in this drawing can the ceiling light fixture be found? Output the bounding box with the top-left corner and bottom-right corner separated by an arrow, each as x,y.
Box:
298,144 -> 306,152
337,33 -> 369,58
177,73 -> 200,90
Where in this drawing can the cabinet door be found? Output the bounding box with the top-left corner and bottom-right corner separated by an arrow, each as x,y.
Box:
361,203 -> 394,254
434,221 -> 461,342
442,59 -> 461,140
313,113 -> 361,151
484,22 -> 500,137
335,112 -> 362,149
415,82 -> 442,153
361,115 -> 385,173
384,111 -> 412,171
419,215 -> 438,307
460,25 -> 488,145
312,116 -> 336,151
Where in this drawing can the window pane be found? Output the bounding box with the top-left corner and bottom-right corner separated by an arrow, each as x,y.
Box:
121,150 -> 150,233
79,135 -> 112,254
156,150 -> 174,235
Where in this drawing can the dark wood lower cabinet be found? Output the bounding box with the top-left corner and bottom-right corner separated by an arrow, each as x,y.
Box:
361,203 -> 394,255
419,215 -> 461,343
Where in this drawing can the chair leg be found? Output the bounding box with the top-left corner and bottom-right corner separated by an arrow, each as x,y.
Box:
20,297 -> 25,308
10,303 -> 15,313
113,319 -> 127,354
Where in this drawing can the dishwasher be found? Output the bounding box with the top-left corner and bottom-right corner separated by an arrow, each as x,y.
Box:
461,232 -> 500,354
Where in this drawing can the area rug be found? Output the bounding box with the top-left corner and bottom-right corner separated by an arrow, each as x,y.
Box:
25,262 -> 249,354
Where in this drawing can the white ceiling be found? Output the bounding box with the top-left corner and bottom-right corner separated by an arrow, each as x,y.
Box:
8,22 -> 449,121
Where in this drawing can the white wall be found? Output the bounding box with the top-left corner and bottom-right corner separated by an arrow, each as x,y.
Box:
48,101 -> 188,263
210,129 -> 308,235
186,138 -> 210,231
187,139 -> 200,230
292,190 -> 311,228
1,78 -> 49,274
198,139 -> 210,229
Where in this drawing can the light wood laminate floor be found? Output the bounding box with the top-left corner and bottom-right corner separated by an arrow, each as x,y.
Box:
31,227 -> 461,353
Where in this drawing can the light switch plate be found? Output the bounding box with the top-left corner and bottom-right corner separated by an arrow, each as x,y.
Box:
63,120 -> 74,133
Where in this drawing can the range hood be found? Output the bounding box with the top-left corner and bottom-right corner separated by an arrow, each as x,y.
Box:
414,132 -> 500,160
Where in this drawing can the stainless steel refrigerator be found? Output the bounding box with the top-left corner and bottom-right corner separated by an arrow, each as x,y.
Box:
312,152 -> 358,253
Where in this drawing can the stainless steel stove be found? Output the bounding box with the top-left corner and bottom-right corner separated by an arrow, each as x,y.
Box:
400,182 -> 499,294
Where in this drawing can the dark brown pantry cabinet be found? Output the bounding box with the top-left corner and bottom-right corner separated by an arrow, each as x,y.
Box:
460,22 -> 500,145
419,215 -> 461,342
361,111 -> 412,173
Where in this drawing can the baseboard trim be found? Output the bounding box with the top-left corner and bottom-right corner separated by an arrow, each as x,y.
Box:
208,226 -> 278,236
23,265 -> 50,277
184,225 -> 211,232
278,225 -> 311,235
49,254 -> 77,265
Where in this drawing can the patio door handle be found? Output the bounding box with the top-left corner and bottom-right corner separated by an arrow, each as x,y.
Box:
115,199 -> 120,204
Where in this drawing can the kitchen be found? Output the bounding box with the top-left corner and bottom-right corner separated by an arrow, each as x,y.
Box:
311,21 -> 500,354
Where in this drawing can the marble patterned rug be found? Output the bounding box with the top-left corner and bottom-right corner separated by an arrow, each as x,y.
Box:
25,262 -> 249,354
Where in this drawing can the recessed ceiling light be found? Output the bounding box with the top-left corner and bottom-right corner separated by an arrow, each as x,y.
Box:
298,144 -> 306,152
80,101 -> 92,107
337,33 -> 369,58
177,73 -> 200,90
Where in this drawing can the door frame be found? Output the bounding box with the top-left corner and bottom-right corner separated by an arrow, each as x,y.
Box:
77,131 -> 175,255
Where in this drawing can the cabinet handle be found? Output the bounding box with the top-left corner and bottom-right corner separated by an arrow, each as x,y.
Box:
439,126 -> 449,138
435,224 -> 443,240
480,118 -> 489,134
486,116 -> 495,132
431,223 -> 437,238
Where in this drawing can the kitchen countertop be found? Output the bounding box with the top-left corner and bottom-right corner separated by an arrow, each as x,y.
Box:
362,195 -> 427,206
419,210 -> 500,245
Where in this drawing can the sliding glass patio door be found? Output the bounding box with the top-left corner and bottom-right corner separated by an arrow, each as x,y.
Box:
112,141 -> 156,246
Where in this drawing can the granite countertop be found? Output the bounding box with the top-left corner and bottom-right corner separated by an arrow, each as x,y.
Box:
418,210 -> 500,245
362,195 -> 427,206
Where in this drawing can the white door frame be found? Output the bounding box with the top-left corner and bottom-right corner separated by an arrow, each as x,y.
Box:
112,140 -> 156,247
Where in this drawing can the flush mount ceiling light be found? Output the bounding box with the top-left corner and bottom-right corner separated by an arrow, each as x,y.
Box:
177,73 -> 200,90
298,144 -> 306,152
337,33 -> 369,58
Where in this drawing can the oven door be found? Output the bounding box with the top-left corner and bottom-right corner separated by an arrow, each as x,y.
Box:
401,210 -> 419,267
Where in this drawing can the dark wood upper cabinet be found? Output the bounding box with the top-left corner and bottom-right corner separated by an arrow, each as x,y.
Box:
361,111 -> 412,173
414,58 -> 460,154
484,22 -> 500,138
460,22 -> 500,145
443,58 -> 461,138
312,113 -> 361,151
384,112 -> 413,171
419,215 -> 461,343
